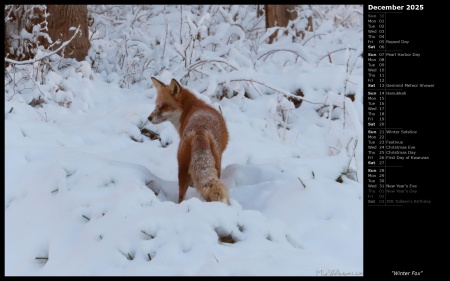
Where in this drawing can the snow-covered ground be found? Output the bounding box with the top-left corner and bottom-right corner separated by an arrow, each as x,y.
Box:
5,5 -> 364,276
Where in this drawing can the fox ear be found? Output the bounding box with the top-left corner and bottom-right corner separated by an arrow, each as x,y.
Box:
169,79 -> 182,96
151,77 -> 166,90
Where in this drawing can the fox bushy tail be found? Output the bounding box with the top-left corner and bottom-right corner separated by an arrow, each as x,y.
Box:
190,132 -> 229,204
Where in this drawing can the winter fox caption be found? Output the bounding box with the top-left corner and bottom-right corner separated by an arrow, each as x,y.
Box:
148,77 -> 230,204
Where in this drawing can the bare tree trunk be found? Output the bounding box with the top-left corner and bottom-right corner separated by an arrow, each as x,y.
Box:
264,5 -> 297,44
46,5 -> 90,61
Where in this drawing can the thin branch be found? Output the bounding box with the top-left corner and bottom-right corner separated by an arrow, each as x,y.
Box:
297,177 -> 306,188
347,139 -> 358,171
5,25 -> 81,65
317,47 -> 357,64
301,33 -> 327,46
258,49 -> 308,62
183,59 -> 239,79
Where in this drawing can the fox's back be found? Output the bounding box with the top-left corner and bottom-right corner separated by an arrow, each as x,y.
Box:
180,104 -> 228,153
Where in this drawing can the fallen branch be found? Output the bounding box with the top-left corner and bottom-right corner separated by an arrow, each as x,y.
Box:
211,77 -> 321,105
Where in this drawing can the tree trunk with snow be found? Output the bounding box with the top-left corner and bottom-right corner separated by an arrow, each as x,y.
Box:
4,5 -> 90,62
264,5 -> 297,44
46,5 -> 91,61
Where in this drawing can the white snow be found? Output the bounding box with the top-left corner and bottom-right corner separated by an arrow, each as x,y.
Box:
5,5 -> 364,276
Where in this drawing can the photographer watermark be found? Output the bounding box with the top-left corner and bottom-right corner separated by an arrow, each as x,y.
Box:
316,268 -> 363,276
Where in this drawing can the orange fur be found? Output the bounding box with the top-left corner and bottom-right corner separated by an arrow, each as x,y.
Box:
148,77 -> 230,204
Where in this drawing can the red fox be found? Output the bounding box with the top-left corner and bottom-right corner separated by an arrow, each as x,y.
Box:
148,77 -> 230,204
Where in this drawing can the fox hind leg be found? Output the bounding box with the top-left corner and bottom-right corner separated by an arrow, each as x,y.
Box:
177,136 -> 192,203
178,172 -> 190,203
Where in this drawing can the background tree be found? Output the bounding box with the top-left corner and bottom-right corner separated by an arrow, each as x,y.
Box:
265,5 -> 297,44
264,5 -> 314,43
46,5 -> 90,61
4,5 -> 90,62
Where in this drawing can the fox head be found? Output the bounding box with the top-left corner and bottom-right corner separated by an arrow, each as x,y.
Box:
148,77 -> 183,129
